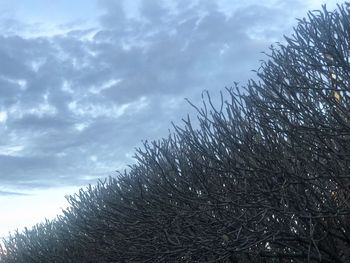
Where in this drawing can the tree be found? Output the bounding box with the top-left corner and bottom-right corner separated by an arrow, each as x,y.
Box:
1,3 -> 350,263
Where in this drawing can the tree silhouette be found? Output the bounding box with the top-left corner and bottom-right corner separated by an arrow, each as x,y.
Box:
1,3 -> 350,263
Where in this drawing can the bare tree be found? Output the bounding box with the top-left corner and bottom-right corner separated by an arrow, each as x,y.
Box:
1,3 -> 350,263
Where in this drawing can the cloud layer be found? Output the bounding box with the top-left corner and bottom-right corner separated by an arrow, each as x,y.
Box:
0,0 -> 334,191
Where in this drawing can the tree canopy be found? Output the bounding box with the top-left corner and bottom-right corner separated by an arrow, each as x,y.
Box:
1,3 -> 350,263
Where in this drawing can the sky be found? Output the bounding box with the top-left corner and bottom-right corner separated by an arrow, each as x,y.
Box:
0,0 -> 339,238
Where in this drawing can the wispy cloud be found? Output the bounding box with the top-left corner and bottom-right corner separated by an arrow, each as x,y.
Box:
0,190 -> 28,196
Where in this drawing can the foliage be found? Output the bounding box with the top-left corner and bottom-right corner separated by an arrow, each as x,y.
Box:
1,3 -> 350,262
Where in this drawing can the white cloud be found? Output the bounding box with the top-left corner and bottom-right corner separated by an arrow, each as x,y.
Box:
74,122 -> 89,131
0,145 -> 23,156
89,78 -> 122,94
0,111 -> 7,123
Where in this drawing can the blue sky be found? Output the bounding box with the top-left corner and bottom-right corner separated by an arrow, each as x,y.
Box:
0,0 -> 339,238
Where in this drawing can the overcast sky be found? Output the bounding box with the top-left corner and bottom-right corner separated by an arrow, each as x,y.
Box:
0,0 -> 339,238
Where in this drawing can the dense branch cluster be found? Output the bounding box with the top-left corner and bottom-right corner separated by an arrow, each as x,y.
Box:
1,3 -> 350,263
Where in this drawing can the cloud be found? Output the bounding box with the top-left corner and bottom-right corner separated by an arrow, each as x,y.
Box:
0,0 -> 316,189
0,190 -> 28,196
